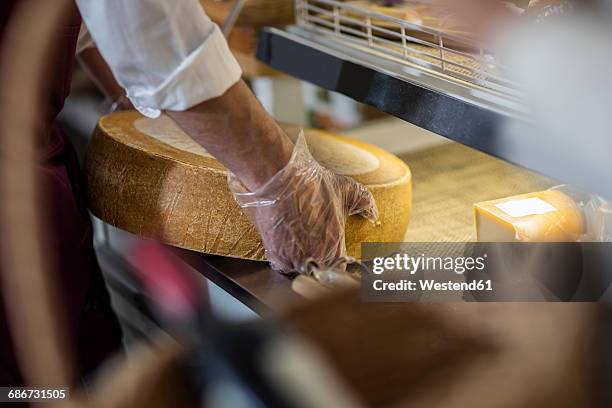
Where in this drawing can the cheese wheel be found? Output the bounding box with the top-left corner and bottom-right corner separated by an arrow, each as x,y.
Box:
84,111 -> 412,260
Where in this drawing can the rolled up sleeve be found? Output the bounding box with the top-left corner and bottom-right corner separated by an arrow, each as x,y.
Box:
75,0 -> 242,118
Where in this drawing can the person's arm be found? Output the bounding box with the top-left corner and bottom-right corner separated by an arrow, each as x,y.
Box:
75,0 -> 377,272
165,80 -> 293,191
75,25 -> 132,110
77,47 -> 134,110
75,0 -> 292,189
75,27 -> 286,188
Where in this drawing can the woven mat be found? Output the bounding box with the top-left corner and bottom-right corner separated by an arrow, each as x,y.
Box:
399,142 -> 555,243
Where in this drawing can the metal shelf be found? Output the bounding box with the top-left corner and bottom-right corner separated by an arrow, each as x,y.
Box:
256,26 -> 612,200
258,25 -> 524,137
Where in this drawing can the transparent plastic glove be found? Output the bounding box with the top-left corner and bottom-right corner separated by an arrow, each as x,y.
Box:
228,131 -> 379,274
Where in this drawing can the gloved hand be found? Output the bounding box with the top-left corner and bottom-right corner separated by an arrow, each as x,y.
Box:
228,131 -> 378,274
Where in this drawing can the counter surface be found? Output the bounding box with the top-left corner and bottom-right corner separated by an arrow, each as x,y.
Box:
173,248 -> 297,315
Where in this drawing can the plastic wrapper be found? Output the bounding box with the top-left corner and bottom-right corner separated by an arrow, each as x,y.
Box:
551,185 -> 612,242
474,185 -> 612,243
228,131 -> 379,274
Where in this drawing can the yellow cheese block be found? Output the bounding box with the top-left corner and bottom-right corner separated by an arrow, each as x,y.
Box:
474,190 -> 584,242
84,111 -> 412,260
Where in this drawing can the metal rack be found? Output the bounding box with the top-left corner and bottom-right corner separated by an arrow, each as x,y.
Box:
257,0 -> 529,140
294,0 -> 517,98
257,0 -> 612,199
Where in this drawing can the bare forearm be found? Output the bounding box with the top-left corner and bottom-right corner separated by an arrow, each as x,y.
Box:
78,48 -> 123,100
77,47 -> 133,110
166,81 -> 294,191
79,46 -> 291,189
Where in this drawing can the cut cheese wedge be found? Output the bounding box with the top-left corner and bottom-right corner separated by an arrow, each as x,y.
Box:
474,190 -> 584,242
84,111 -> 412,260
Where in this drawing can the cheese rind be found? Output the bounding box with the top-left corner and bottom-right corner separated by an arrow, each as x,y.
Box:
474,190 -> 584,242
85,111 -> 412,260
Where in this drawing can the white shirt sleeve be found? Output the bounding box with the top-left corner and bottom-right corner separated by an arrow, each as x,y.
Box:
75,0 -> 242,118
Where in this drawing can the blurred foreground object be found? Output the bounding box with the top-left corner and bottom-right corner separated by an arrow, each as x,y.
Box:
433,0 -> 582,39
95,246 -> 611,408
285,291 -> 604,407
498,10 -> 612,198
0,0 -> 76,387
127,240 -> 363,408
525,0 -> 577,20
435,0 -> 612,198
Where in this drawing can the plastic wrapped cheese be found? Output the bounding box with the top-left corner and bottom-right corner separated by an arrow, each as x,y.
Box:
84,111 -> 412,260
474,189 -> 584,242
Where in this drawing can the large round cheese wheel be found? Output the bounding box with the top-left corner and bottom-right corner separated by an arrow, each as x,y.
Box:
84,111 -> 412,260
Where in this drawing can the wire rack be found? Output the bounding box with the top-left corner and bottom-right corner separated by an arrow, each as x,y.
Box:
295,0 -> 518,98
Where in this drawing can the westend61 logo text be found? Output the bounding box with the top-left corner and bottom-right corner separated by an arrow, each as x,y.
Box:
371,253 -> 488,275
366,252 -> 493,296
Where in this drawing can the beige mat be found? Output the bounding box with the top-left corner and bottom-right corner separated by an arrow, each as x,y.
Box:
400,142 -> 555,242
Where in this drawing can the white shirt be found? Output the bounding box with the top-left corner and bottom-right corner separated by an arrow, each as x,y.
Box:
75,0 -> 242,118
